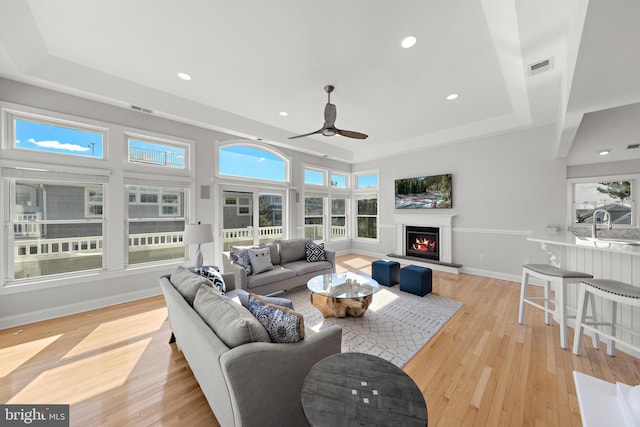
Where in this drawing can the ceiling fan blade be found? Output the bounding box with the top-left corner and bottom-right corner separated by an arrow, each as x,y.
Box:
324,103 -> 337,127
288,128 -> 324,140
335,128 -> 368,139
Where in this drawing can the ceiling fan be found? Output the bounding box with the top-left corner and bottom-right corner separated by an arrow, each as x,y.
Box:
289,85 -> 368,140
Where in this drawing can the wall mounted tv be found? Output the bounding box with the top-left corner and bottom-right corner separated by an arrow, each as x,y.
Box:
395,174 -> 452,209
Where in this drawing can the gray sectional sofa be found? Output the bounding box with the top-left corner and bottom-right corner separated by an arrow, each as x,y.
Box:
222,238 -> 335,296
159,267 -> 342,426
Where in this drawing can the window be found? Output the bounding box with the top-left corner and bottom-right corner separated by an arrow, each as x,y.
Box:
355,197 -> 378,239
331,198 -> 348,239
11,114 -> 105,159
304,197 -> 325,240
127,137 -> 186,169
571,178 -> 634,225
356,172 -> 378,189
219,145 -> 288,182
304,168 -> 326,186
7,175 -> 107,280
331,173 -> 348,189
126,183 -> 187,265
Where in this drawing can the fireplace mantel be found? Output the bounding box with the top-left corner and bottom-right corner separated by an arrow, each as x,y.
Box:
394,213 -> 456,264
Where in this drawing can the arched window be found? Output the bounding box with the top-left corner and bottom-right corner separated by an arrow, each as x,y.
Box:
219,144 -> 288,182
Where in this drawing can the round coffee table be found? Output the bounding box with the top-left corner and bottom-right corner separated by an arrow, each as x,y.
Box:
301,352 -> 428,426
307,272 -> 380,318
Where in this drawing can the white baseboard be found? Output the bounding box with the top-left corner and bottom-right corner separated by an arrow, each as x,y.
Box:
0,288 -> 162,330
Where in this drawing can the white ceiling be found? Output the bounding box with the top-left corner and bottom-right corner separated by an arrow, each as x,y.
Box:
0,0 -> 638,164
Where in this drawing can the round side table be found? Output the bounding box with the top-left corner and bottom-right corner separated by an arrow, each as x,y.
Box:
301,352 -> 428,426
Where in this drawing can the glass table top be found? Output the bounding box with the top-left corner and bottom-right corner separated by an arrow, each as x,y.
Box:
307,272 -> 380,299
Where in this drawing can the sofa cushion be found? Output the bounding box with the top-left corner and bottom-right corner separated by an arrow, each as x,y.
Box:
227,289 -> 295,310
248,247 -> 275,275
193,285 -> 271,347
278,238 -> 311,264
248,294 -> 305,343
281,260 -> 333,276
170,266 -> 214,305
260,242 -> 281,266
247,266 -> 297,289
305,241 -> 326,262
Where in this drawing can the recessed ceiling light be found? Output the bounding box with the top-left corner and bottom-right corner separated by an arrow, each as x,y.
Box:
279,111 -> 288,116
400,36 -> 417,49
446,93 -> 459,101
598,149 -> 610,156
177,72 -> 192,81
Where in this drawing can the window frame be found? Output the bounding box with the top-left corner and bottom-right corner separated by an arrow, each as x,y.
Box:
5,172 -> 109,282
567,174 -> 637,227
217,142 -> 291,184
4,109 -> 108,161
126,133 -> 188,170
353,194 -> 379,241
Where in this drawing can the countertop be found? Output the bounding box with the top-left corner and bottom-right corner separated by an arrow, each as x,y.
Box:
528,231 -> 640,256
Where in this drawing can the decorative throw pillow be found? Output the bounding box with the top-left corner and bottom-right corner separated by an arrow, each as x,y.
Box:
305,241 -> 326,262
193,285 -> 271,347
200,266 -> 226,294
248,294 -> 305,343
230,248 -> 253,275
247,247 -> 275,275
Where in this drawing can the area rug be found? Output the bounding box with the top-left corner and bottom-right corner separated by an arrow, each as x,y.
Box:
282,285 -> 463,367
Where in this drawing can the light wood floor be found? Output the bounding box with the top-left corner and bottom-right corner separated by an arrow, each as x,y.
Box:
1,254 -> 639,426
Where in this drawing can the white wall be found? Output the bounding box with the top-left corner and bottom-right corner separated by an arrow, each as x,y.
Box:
351,124 -> 567,281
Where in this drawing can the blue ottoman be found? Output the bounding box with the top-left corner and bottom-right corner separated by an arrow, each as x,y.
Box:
372,260 -> 400,286
400,265 -> 432,296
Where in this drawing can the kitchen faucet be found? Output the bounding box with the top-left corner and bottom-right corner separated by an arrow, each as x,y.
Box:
591,209 -> 612,238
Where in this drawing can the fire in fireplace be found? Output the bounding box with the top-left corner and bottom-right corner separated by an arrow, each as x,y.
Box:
405,226 -> 439,261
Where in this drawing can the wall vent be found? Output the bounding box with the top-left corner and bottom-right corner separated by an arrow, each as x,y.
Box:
627,143 -> 640,149
528,57 -> 554,76
130,105 -> 153,114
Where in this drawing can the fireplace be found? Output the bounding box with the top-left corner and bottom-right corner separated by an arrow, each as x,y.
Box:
405,226 -> 439,261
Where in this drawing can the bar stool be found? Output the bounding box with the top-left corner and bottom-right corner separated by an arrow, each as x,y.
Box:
518,264 -> 594,349
572,278 -> 640,356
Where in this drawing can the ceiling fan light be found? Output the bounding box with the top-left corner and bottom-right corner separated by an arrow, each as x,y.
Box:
322,129 -> 336,137
401,36 -> 417,49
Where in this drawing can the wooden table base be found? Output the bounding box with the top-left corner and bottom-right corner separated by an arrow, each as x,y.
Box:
310,293 -> 373,317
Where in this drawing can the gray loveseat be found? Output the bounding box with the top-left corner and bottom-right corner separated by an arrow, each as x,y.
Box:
159,267 -> 342,427
222,238 -> 335,296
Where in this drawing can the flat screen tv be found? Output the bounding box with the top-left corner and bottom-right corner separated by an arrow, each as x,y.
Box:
395,174 -> 452,209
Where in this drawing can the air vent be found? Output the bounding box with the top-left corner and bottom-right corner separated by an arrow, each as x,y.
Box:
627,143 -> 640,149
130,105 -> 153,114
528,57 -> 554,76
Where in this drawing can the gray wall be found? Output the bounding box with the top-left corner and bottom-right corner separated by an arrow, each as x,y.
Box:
351,124 -> 567,280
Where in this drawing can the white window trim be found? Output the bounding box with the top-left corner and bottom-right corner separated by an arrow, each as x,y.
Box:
125,132 -> 190,172
304,165 -> 327,187
353,169 -> 380,192
3,107 -> 108,161
330,171 -> 350,189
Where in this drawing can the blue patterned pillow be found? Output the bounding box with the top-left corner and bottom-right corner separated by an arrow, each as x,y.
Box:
248,294 -> 305,343
305,241 -> 326,262
230,248 -> 253,275
200,266 -> 226,294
